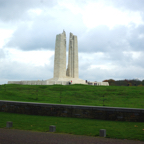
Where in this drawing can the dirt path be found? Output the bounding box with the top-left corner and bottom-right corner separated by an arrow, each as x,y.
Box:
0,128 -> 144,144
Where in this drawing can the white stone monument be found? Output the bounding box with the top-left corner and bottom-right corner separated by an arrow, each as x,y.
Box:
8,30 -> 109,86
46,30 -> 86,85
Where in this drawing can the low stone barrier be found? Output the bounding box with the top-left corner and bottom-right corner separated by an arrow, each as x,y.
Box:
0,100 -> 144,122
6,121 -> 13,128
5,121 -> 106,137
49,125 -> 56,132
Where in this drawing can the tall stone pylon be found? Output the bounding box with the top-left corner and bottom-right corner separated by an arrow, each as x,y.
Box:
66,32 -> 78,78
54,30 -> 66,78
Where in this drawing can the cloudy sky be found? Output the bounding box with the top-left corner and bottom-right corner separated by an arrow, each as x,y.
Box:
1,0 -> 144,84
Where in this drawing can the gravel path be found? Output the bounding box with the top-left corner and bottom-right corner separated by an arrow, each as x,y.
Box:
0,128 -> 144,144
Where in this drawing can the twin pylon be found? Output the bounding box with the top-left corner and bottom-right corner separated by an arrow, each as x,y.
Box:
54,30 -> 78,79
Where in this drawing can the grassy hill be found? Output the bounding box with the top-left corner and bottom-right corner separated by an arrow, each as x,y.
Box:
0,84 -> 144,109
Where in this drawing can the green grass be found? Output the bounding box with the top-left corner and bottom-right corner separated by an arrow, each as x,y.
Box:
0,84 -> 144,108
0,84 -> 144,141
0,112 -> 144,141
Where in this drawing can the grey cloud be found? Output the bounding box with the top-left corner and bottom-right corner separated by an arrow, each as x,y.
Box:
87,0 -> 144,12
105,51 -> 135,68
79,24 -> 144,54
5,23 -> 56,51
0,0 -> 57,21
0,59 -> 54,84
79,25 -> 128,53
98,0 -> 144,21
0,49 -> 5,59
78,23 -> 144,75
80,64 -> 144,82
108,0 -> 144,11
4,9 -> 86,51
79,66 -> 117,81
127,25 -> 144,51
133,52 -> 144,68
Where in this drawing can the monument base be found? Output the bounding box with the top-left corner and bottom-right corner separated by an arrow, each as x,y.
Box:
8,78 -> 109,86
46,77 -> 86,85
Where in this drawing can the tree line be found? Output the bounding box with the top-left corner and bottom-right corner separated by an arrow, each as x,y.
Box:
102,79 -> 144,86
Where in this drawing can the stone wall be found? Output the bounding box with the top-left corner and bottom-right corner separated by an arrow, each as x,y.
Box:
0,100 -> 143,122
8,81 -> 69,85
8,81 -> 109,86
88,82 -> 109,86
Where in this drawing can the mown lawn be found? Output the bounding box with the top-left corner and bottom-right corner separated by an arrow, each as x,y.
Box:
0,112 -> 144,141
0,84 -> 144,108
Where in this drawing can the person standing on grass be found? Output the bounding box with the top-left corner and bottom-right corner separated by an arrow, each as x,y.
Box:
71,80 -> 72,84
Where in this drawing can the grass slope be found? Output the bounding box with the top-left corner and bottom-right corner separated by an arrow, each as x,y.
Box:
0,84 -> 144,108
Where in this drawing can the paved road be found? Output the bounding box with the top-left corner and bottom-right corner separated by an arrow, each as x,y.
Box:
0,128 -> 144,144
